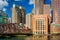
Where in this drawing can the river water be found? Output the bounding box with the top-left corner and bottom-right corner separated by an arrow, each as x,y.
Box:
0,35 -> 60,40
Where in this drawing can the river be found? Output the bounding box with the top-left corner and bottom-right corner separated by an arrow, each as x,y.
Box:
0,35 -> 60,40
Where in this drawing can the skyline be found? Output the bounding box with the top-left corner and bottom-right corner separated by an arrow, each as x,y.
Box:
0,0 -> 51,17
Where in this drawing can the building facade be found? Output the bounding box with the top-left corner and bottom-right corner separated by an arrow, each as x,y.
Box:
43,4 -> 50,24
43,4 -> 50,16
52,0 -> 60,24
11,4 -> 18,23
32,14 -> 48,35
32,0 -> 50,35
26,14 -> 32,29
34,0 -> 44,14
0,10 -> 8,24
11,4 -> 26,26
19,6 -> 26,25
50,24 -> 60,34
50,0 -> 60,34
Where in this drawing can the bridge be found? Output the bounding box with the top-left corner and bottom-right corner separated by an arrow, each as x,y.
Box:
0,23 -> 33,36
0,33 -> 32,36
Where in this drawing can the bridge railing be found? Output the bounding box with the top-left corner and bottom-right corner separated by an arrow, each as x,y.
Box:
0,23 -> 32,34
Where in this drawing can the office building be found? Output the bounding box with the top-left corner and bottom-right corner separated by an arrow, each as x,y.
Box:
32,14 -> 48,35
34,0 -> 44,14
19,6 -> 26,25
11,4 -> 26,26
26,13 -> 32,28
52,0 -> 60,24
43,4 -> 50,16
0,10 -> 8,23
50,23 -> 60,34
50,0 -> 60,34
43,4 -> 50,24
11,4 -> 18,23
32,0 -> 50,35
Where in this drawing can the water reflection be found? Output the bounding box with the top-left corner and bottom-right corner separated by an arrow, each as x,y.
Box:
0,36 -> 26,40
25,36 -> 48,40
0,35 -> 60,40
26,35 -> 60,40
48,35 -> 51,40
50,35 -> 60,40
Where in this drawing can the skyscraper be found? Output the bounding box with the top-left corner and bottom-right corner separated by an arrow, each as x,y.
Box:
0,10 -> 8,24
11,4 -> 18,23
19,6 -> 26,25
50,0 -> 60,34
26,14 -> 32,29
43,4 -> 50,24
43,4 -> 50,15
34,0 -> 44,14
11,4 -> 26,26
52,0 -> 60,24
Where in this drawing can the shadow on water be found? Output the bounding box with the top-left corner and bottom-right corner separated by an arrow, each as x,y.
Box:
0,35 -> 27,40
0,35 -> 60,40
0,36 -> 16,39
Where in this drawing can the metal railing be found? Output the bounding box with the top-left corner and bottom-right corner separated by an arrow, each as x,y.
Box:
0,23 -> 32,34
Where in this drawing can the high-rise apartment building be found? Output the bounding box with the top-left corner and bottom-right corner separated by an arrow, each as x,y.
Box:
52,0 -> 60,24
34,0 -> 44,14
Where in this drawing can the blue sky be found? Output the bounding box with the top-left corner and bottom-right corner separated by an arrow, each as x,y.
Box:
0,0 -> 51,17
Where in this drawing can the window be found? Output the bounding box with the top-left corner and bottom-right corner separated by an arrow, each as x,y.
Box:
36,18 -> 44,35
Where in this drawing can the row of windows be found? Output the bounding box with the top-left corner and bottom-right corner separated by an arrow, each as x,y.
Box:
36,28 -> 46,30
36,19 -> 45,30
33,31 -> 46,35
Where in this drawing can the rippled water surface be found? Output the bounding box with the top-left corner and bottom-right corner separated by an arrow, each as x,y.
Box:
0,35 -> 60,40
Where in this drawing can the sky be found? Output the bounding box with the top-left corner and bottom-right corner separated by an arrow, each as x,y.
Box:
0,0 -> 51,17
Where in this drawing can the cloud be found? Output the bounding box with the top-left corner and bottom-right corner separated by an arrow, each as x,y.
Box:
8,17 -> 11,20
29,0 -> 34,5
4,0 -> 8,6
3,8 -> 7,11
15,0 -> 21,1
0,0 -> 8,10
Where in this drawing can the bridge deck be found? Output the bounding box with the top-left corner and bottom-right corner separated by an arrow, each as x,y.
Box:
0,33 -> 33,36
